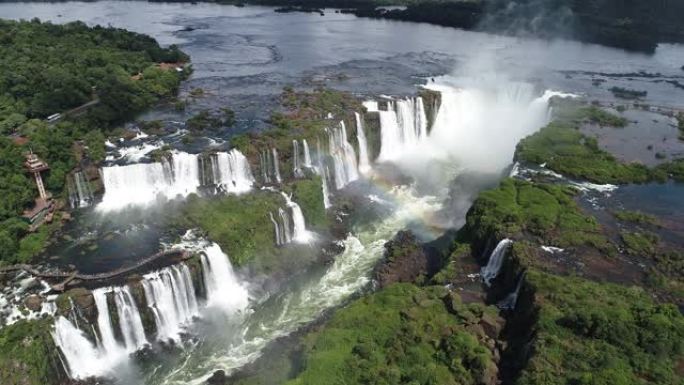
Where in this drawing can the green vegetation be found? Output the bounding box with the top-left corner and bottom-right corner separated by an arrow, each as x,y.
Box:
465,178 -> 611,252
231,87 -> 363,182
515,121 -> 653,184
173,191 -> 282,267
0,19 -> 188,265
170,177 -> 326,272
286,176 -> 328,230
581,106 -> 628,127
612,210 -> 660,226
0,19 -> 187,131
0,318 -> 64,385
609,86 -> 648,100
517,271 -> 684,385
186,108 -> 235,131
288,284 -> 500,385
621,231 -> 659,256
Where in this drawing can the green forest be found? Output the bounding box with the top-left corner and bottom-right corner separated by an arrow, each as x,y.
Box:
0,19 -> 188,264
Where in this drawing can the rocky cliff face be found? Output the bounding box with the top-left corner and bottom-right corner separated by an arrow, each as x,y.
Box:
373,230 -> 433,287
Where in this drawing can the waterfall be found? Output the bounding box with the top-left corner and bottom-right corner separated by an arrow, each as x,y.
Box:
52,288 -> 141,380
292,140 -> 304,178
260,150 -> 271,184
270,193 -> 312,245
321,165 -> 331,209
99,150 -> 255,211
278,208 -> 292,244
212,150 -> 255,193
280,192 -> 311,243
272,148 -> 282,183
92,289 -> 124,356
53,242 -> 248,380
481,239 -> 513,286
423,82 -> 569,172
261,148 -> 282,184
302,139 -> 312,168
112,287 -> 148,352
53,316 -> 110,379
498,272 -> 525,310
362,100 -> 378,112
376,97 -> 427,161
316,138 -> 332,208
327,121 -> 359,190
98,152 -> 200,211
270,212 -> 284,246
200,243 -> 249,312
141,264 -> 198,343
355,112 -> 371,174
67,171 -> 94,209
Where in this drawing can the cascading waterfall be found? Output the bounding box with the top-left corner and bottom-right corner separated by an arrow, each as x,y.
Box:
99,150 -> 254,211
327,121 -> 359,189
302,139 -> 312,168
280,192 -> 311,243
53,241 -> 250,380
112,286 -> 148,352
141,264 -> 198,343
375,97 -> 428,161
260,148 -> 282,184
67,171 -> 94,209
292,140 -> 304,178
354,112 -> 371,174
270,212 -> 285,246
92,289 -> 125,356
52,316 -> 109,379
212,150 -> 255,193
200,243 -> 249,311
260,150 -> 271,184
498,272 -> 525,310
481,239 -> 513,286
270,193 -> 312,245
422,81 -> 570,172
272,148 -> 282,183
278,208 -> 292,244
320,165 -> 332,209
316,138 -> 332,208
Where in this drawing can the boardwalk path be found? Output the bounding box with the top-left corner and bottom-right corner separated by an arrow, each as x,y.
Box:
0,248 -> 189,291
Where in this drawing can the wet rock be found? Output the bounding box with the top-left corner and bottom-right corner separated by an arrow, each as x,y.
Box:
206,369 -> 227,385
24,295 -> 43,312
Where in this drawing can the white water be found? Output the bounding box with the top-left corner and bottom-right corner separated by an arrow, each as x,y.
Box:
316,138 -> 332,208
200,243 -> 250,312
212,150 -> 255,193
142,264 -> 199,343
354,112 -> 371,174
481,239 -> 513,286
272,148 -> 282,183
280,192 -> 312,243
99,150 -> 255,211
292,140 -> 304,178
52,316 -> 110,379
154,186 -> 443,385
269,212 -> 285,246
328,121 -> 359,189
113,287 -> 148,352
376,97 -> 427,161
68,171 -> 94,209
302,139 -> 312,168
278,207 -> 292,244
